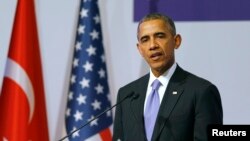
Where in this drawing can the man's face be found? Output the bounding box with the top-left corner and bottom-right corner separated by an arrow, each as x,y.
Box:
137,19 -> 181,77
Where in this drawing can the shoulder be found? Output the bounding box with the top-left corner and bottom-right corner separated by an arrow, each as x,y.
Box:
175,65 -> 215,88
186,71 -> 214,87
177,67 -> 222,114
117,73 -> 149,98
179,68 -> 221,100
174,65 -> 220,94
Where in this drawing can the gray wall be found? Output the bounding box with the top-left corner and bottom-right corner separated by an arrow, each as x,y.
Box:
1,0 -> 250,140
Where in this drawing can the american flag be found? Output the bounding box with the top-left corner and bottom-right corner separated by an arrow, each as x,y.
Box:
65,0 -> 112,140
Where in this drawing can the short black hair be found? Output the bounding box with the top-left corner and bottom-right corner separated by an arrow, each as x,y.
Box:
137,13 -> 176,38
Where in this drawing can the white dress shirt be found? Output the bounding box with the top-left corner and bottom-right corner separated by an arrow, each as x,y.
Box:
144,63 -> 177,112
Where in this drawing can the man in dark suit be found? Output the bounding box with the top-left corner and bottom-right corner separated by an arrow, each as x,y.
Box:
113,13 -> 223,141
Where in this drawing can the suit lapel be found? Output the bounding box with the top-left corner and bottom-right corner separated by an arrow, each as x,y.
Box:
152,66 -> 188,141
130,74 -> 149,139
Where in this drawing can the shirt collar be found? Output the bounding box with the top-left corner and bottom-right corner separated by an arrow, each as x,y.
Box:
149,62 -> 177,87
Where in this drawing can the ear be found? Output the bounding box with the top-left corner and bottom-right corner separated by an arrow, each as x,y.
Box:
174,34 -> 182,49
137,43 -> 143,56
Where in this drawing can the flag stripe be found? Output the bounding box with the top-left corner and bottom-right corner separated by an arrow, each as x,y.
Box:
85,134 -> 101,141
99,128 -> 112,140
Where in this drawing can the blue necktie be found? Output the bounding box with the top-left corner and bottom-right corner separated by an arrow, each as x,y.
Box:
144,79 -> 161,141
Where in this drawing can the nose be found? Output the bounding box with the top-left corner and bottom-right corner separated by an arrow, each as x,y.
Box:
149,39 -> 159,50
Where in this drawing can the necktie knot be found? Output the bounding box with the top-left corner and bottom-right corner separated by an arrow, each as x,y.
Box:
151,79 -> 161,90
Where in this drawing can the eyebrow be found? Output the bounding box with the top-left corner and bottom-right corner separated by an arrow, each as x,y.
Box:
154,32 -> 166,36
139,31 -> 167,41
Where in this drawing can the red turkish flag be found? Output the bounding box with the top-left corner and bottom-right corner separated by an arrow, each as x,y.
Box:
0,0 -> 50,140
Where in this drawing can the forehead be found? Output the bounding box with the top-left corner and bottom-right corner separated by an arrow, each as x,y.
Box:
138,19 -> 170,37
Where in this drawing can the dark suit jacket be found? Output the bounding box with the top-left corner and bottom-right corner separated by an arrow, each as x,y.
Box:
113,65 -> 223,141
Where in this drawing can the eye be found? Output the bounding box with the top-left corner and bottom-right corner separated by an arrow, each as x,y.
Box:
140,36 -> 148,43
156,33 -> 166,38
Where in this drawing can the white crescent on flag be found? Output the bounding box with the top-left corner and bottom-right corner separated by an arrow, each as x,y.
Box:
3,137 -> 8,141
4,58 -> 35,123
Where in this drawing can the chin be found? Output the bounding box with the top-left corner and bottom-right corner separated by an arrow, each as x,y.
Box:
150,64 -> 164,71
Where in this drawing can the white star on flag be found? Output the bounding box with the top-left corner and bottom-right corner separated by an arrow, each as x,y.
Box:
74,110 -> 83,122
76,94 -> 87,105
95,83 -> 104,94
101,54 -> 106,63
86,45 -> 97,56
72,127 -> 80,138
90,29 -> 99,40
71,75 -> 76,84
78,25 -> 85,35
80,8 -> 88,18
98,68 -> 106,78
87,115 -> 99,127
91,99 -> 101,110
75,41 -> 82,51
93,15 -> 100,24
68,92 -> 74,101
66,108 -> 71,117
73,58 -> 79,67
106,110 -> 112,117
79,77 -> 90,88
83,61 -> 93,72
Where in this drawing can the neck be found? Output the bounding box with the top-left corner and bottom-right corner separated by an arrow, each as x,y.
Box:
152,61 -> 175,77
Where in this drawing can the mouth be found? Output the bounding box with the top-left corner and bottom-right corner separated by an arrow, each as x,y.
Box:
150,52 -> 162,60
